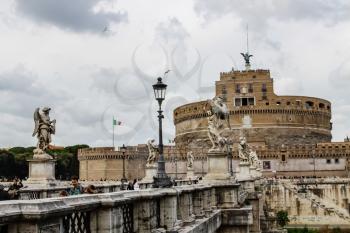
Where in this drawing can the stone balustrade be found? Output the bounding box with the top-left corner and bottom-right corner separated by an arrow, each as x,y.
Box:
0,180 -> 262,233
5,179 -> 194,200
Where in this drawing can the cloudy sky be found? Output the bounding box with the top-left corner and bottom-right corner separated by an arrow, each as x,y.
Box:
0,0 -> 349,148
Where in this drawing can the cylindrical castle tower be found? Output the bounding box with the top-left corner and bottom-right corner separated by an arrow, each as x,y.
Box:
174,69 -> 332,148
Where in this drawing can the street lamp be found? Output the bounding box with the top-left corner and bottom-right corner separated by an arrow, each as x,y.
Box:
226,143 -> 234,177
152,77 -> 172,188
229,145 -> 233,177
120,144 -> 127,190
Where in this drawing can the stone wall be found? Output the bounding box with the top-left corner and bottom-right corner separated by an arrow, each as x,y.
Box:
79,142 -> 350,180
264,179 -> 350,228
78,146 -> 148,180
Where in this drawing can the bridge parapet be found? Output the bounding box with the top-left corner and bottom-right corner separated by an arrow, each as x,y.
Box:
0,180 -> 263,233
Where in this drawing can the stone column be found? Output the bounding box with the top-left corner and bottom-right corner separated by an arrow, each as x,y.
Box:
249,198 -> 261,233
95,206 -> 123,233
179,192 -> 195,224
203,188 -> 212,217
217,187 -> 238,209
192,190 -> 205,218
204,151 -> 230,181
210,187 -> 217,209
160,191 -> 179,231
8,218 -> 62,233
133,200 -> 158,233
27,159 -> 56,186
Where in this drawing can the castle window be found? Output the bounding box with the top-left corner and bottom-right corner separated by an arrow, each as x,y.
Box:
235,98 -> 241,106
319,103 -> 325,109
248,84 -> 253,93
335,158 -> 339,164
266,102 -> 269,106
327,105 -> 330,110
305,101 -> 314,109
262,84 -> 267,92
222,88 -> 227,94
235,84 -> 240,93
253,75 -> 256,79
296,100 -> 301,106
326,159 -> 331,164
234,97 -> 255,106
286,101 -> 291,105
276,101 -> 281,106
281,154 -> 286,162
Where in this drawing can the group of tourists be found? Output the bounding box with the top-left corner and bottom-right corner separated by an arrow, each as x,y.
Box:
59,176 -> 101,196
126,179 -> 140,190
0,178 -> 24,201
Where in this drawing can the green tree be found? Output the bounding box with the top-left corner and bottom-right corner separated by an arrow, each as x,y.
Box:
0,145 -> 89,180
276,210 -> 290,228
0,150 -> 16,178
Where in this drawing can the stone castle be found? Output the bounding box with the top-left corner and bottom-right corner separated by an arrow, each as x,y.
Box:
78,63 -> 350,180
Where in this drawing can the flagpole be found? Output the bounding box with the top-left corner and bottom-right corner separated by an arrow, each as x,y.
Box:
113,117 -> 115,149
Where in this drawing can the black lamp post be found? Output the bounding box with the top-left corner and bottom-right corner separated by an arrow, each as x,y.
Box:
120,144 -> 127,190
226,143 -> 234,177
152,77 -> 172,188
229,145 -> 233,177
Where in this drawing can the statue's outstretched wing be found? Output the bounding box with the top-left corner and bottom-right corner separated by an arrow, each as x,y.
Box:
32,108 -> 40,137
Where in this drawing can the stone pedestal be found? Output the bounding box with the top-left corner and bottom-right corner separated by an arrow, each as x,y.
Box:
256,168 -> 262,178
236,162 -> 251,181
186,167 -> 195,179
27,159 -> 56,186
203,151 -> 230,181
142,164 -> 157,182
250,166 -> 258,178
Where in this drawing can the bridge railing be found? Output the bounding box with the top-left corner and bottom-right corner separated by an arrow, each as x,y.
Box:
0,182 -> 248,233
12,179 -> 196,200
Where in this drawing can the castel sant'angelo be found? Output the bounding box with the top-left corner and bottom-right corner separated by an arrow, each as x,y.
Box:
78,53 -> 350,181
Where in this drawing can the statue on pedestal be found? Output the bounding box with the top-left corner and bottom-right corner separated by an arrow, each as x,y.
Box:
249,150 -> 262,169
187,151 -> 194,169
32,107 -> 56,159
207,96 -> 231,152
143,139 -> 159,182
238,136 -> 250,164
146,139 -> 158,166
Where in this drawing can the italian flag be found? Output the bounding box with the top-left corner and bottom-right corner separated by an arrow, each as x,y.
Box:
113,118 -> 122,126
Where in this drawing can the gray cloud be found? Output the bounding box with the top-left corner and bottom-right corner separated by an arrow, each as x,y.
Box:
15,0 -> 127,33
0,66 -> 68,117
194,0 -> 350,26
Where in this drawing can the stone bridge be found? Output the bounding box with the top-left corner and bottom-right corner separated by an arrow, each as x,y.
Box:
0,179 -> 263,233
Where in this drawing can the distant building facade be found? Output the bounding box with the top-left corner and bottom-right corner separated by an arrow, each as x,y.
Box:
79,64 -> 350,180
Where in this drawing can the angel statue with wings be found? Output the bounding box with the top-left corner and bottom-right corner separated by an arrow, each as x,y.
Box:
32,107 -> 56,157
206,96 -> 231,152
